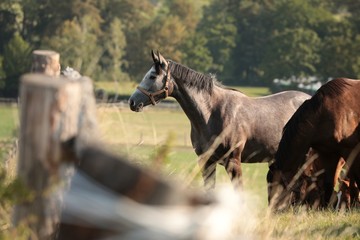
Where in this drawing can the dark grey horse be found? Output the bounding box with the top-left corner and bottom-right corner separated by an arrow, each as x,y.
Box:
129,51 -> 310,190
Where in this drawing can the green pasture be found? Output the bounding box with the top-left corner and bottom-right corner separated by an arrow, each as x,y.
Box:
0,84 -> 360,239
94,81 -> 138,95
0,104 -> 19,139
98,105 -> 269,208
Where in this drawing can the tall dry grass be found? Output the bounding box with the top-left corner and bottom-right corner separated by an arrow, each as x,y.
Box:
95,105 -> 360,239
0,103 -> 359,239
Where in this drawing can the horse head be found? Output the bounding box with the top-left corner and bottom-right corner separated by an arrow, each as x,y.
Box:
267,165 -> 294,211
268,149 -> 328,210
129,50 -> 173,112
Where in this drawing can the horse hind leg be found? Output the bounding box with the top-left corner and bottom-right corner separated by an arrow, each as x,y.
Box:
202,161 -> 217,191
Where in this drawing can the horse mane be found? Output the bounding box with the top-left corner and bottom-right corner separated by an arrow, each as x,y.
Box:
275,78 -> 351,171
275,98 -> 320,171
168,61 -> 223,93
316,78 -> 352,98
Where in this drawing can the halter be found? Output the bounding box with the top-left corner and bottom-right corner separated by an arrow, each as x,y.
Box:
136,64 -> 173,105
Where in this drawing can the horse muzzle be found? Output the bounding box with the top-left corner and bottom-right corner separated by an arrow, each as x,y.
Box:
129,99 -> 144,112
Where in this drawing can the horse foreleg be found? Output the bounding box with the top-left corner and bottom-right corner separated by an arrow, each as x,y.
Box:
225,148 -> 243,190
324,156 -> 341,207
226,158 -> 242,189
202,161 -> 216,190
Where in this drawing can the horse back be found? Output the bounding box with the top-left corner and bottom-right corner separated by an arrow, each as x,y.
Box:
215,90 -> 310,162
318,79 -> 360,145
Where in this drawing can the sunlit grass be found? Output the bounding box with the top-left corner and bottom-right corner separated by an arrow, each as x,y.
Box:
0,104 -> 19,139
97,105 -> 360,239
1,99 -> 360,239
93,81 -> 138,95
97,106 -> 192,147
270,209 -> 360,239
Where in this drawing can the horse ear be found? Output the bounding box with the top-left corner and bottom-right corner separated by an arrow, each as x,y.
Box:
157,52 -> 167,68
151,50 -> 159,63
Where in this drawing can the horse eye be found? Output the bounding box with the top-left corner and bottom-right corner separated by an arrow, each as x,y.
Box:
149,75 -> 156,80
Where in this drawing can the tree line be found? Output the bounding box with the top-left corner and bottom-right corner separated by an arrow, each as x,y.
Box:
0,0 -> 359,97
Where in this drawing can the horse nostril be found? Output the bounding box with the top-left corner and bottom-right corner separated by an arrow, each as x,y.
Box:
129,99 -> 135,106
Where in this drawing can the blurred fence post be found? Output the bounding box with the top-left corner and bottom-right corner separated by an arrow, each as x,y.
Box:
13,73 -> 91,239
31,50 -> 61,76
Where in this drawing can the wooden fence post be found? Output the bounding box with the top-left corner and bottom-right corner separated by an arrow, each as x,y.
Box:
31,50 -> 61,76
13,73 -> 97,239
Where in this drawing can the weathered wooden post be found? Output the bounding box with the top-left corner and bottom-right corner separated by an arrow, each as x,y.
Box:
31,50 -> 61,76
14,73 -> 98,239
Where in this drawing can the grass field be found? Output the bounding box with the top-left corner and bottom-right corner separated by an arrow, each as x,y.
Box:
0,104 -> 19,139
1,85 -> 360,239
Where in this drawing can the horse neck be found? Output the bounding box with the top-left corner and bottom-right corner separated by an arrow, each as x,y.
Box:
173,82 -> 214,129
168,63 -> 216,129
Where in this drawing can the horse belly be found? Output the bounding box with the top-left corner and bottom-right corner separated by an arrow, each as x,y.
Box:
242,139 -> 274,163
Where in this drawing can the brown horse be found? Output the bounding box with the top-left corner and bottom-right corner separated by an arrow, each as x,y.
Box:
267,78 -> 360,210
129,51 -> 310,190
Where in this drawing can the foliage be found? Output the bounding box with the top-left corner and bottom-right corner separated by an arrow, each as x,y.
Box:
0,0 -> 360,96
0,1 -> 23,53
102,17 -> 129,82
262,28 -> 321,80
230,0 -> 274,85
180,33 -> 213,73
1,33 -> 32,97
317,18 -> 360,79
43,16 -> 103,76
199,0 -> 237,74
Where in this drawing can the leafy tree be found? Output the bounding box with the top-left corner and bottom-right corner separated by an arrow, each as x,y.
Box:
164,0 -> 200,33
230,0 -> 274,85
199,0 -> 237,75
125,0 -> 203,80
317,0 -> 360,79
21,0 -> 75,47
318,24 -> 360,79
0,1 -> 23,53
102,17 -> 129,82
98,0 -> 155,31
1,33 -> 32,97
1,0 -> 360,88
261,28 -> 321,81
181,33 -> 213,73
41,0 -> 103,77
231,0 -> 336,85
98,0 -> 156,81
42,16 -> 102,77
